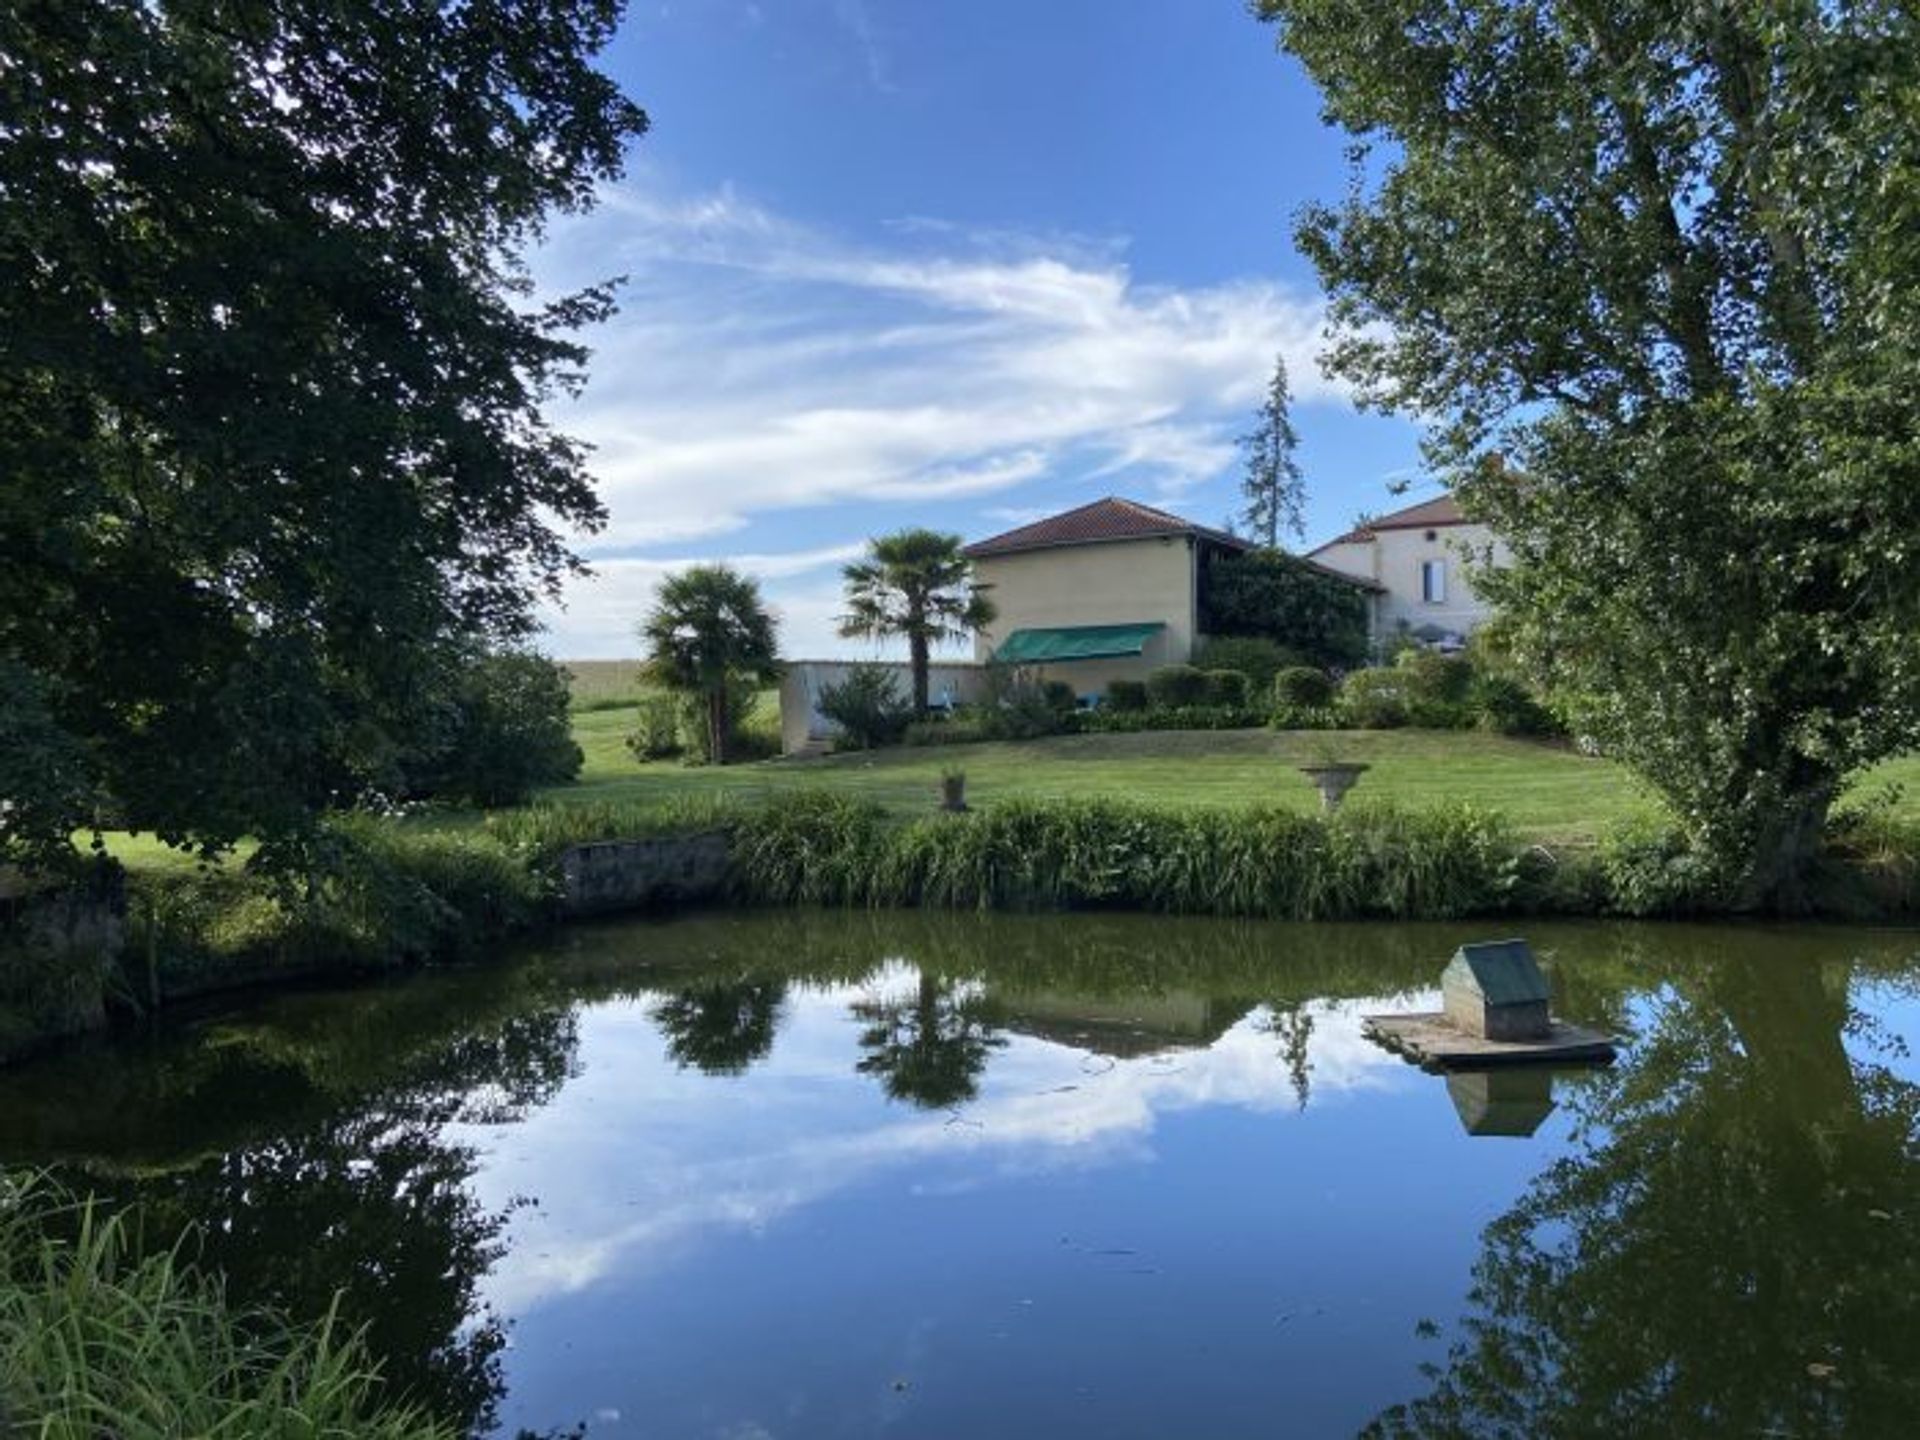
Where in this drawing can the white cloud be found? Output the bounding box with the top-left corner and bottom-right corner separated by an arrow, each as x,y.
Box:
531,180 -> 1341,655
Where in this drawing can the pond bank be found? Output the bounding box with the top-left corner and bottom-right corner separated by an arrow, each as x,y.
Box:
6,790 -> 1918,1063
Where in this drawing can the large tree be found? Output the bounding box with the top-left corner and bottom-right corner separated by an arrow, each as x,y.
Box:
1238,354 -> 1306,548
640,564 -> 780,766
0,1 -> 645,868
839,529 -> 996,714
1257,0 -> 1920,909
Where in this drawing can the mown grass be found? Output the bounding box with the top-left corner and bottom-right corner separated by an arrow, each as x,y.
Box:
554,709 -> 1654,841
0,1173 -> 449,1438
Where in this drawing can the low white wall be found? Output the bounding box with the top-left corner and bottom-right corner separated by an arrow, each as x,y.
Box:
779,660 -> 990,754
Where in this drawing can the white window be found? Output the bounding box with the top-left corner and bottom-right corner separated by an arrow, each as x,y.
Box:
1421,558 -> 1447,604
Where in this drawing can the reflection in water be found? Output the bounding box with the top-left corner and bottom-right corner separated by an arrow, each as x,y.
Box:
1443,1068 -> 1556,1138
1370,951 -> 1920,1438
650,978 -> 787,1075
853,968 -> 1005,1109
0,914 -> 1915,1437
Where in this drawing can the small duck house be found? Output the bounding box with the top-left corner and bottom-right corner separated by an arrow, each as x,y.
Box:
1441,940 -> 1550,1042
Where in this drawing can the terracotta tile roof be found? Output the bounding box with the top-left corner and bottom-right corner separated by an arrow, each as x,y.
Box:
1310,493 -> 1468,552
964,497 -> 1249,559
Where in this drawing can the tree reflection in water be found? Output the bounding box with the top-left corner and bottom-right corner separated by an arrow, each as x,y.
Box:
91,1002 -> 582,1437
650,978 -> 788,1075
851,969 -> 1006,1110
1368,954 -> 1920,1439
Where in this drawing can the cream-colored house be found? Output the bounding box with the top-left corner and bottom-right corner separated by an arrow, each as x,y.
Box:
1308,494 -> 1507,648
964,496 -> 1374,697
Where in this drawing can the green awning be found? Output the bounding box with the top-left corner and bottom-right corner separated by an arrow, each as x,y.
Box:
991,622 -> 1165,664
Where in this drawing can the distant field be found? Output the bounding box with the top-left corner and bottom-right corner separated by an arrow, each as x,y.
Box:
561,659 -> 649,711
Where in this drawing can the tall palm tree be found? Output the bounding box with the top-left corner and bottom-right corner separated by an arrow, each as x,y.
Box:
639,564 -> 779,765
839,529 -> 996,714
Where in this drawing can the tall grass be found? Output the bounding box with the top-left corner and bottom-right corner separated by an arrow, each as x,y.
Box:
0,1173 -> 450,1439
725,792 -> 1522,919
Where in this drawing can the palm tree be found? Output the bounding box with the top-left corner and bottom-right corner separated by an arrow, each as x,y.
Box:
839,529 -> 996,714
639,564 -> 779,765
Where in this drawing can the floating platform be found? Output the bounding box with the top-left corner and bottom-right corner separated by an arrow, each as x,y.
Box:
1362,1012 -> 1617,1070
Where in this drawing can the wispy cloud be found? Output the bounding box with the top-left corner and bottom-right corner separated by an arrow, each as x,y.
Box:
531,180 -> 1340,655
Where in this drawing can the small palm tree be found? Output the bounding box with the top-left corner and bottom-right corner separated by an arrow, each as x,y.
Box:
839,529 -> 996,714
640,564 -> 780,765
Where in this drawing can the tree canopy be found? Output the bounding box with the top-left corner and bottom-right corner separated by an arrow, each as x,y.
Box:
0,0 -> 645,868
840,529 -> 996,714
640,564 -> 780,766
1257,0 -> 1920,907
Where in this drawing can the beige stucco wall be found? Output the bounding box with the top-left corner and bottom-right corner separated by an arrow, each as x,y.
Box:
969,536 -> 1198,695
1312,523 -> 1507,641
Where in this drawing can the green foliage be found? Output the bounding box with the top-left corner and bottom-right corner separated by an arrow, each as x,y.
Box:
1,1 -> 644,867
1146,664 -> 1211,709
1237,355 -> 1305,547
1259,0 -> 1920,909
411,650 -> 583,808
0,660 -> 96,869
1338,669 -> 1411,729
1471,675 -> 1560,738
902,716 -> 996,747
1598,818 -> 1722,917
678,678 -> 778,766
1202,551 -> 1370,667
1041,680 -> 1079,714
625,694 -> 684,762
1105,679 -> 1149,712
1077,706 -> 1267,736
641,565 -> 781,766
726,793 -> 1518,919
1394,649 -> 1475,706
818,665 -> 913,751
0,1174 -> 451,1439
1273,666 -> 1335,711
1203,670 -> 1251,708
1198,635 -> 1305,694
839,530 -> 995,713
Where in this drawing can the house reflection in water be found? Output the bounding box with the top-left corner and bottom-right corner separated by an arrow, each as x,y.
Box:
990,989 -> 1254,1060
1446,1067 -> 1556,1137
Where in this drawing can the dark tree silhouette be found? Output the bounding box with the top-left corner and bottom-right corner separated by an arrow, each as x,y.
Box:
852,971 -> 1006,1110
652,979 -> 789,1076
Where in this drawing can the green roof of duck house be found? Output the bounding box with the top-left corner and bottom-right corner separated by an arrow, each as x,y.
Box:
1443,940 -> 1549,1005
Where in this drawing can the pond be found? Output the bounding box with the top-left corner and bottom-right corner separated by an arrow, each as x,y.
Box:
2,911 -> 1918,1438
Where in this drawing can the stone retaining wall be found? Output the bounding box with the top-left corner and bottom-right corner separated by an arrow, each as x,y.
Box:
558,832 -> 732,916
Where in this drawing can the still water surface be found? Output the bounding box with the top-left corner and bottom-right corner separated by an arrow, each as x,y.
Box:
2,911 -> 1918,1438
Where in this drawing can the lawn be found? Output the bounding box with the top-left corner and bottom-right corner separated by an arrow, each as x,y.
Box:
101,704 -> 1920,874
556,706 -> 1660,840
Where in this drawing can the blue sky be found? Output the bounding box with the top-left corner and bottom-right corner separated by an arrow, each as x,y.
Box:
534,0 -> 1433,656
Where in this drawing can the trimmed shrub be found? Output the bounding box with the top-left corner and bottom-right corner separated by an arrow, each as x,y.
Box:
1197,636 -> 1304,693
1080,706 -> 1267,735
1203,670 -> 1251,708
1337,668 -> 1410,728
818,664 -> 912,750
1472,675 -> 1561,737
625,693 -> 683,761
1146,664 -> 1210,708
1272,666 -> 1334,710
1105,679 -> 1149,712
1393,648 -> 1476,705
1041,679 -> 1079,714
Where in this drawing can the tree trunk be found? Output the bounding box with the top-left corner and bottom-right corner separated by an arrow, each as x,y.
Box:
1733,782 -> 1836,915
910,632 -> 930,715
707,685 -> 727,766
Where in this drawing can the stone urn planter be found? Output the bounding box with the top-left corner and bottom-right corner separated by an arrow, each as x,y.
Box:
1298,762 -> 1369,813
940,769 -> 969,813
